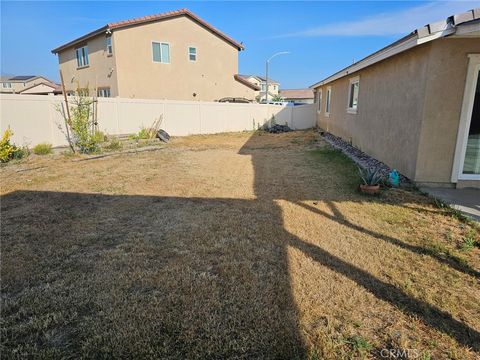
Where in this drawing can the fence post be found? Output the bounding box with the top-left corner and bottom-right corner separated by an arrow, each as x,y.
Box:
198,103 -> 202,134
47,96 -> 57,146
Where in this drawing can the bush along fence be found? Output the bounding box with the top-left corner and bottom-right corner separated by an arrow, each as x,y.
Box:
0,94 -> 316,147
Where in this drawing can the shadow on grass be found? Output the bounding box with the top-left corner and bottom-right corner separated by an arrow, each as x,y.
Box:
296,201 -> 480,278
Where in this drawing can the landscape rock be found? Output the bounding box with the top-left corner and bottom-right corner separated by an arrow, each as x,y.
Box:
266,124 -> 292,133
322,132 -> 411,186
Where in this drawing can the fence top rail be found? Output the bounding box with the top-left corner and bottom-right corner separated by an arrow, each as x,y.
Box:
0,94 -> 293,108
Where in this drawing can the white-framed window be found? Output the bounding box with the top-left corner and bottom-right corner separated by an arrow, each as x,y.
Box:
188,46 -> 197,61
2,82 -> 12,88
325,87 -> 332,116
97,87 -> 111,97
106,36 -> 113,55
316,89 -> 322,112
152,42 -> 170,63
347,76 -> 359,114
76,46 -> 89,68
261,83 -> 266,92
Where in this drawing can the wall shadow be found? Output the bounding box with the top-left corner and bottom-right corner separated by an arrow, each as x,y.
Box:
1,191 -> 307,358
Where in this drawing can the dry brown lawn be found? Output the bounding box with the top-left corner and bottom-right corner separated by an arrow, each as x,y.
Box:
1,130 -> 479,359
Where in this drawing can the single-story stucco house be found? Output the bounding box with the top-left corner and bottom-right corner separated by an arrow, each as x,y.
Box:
279,89 -> 314,105
311,8 -> 480,188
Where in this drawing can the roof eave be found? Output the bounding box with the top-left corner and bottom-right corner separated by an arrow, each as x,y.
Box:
309,32 -> 417,89
51,25 -> 109,54
51,9 -> 244,54
310,8 -> 480,89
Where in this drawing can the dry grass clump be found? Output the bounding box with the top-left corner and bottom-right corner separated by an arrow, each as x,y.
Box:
1,130 -> 478,359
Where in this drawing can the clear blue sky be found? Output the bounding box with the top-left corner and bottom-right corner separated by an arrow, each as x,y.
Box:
0,1 -> 476,88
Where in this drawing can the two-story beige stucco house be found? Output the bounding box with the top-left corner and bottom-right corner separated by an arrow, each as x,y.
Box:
0,75 -> 56,94
311,8 -> 480,188
51,9 -> 259,101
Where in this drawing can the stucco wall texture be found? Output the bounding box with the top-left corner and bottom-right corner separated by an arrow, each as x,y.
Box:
315,38 -> 480,186
57,16 -> 255,101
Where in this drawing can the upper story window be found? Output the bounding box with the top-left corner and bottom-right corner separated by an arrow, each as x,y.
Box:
188,47 -> 197,61
325,87 -> 332,115
347,77 -> 359,114
97,87 -> 111,97
317,90 -> 322,112
106,36 -> 113,55
152,42 -> 170,64
2,82 -> 12,88
261,83 -> 266,92
76,46 -> 89,68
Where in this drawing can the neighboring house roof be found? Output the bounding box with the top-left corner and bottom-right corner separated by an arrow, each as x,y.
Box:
238,74 -> 280,85
19,82 -> 62,94
234,74 -> 260,90
254,75 -> 280,84
279,89 -> 314,99
51,8 -> 245,54
238,74 -> 280,84
10,75 -> 37,81
310,8 -> 480,88
1,75 -> 47,83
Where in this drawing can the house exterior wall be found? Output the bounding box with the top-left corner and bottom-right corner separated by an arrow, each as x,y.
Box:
20,83 -> 56,95
415,38 -> 480,185
112,16 -> 254,101
57,33 -> 119,96
315,43 -> 432,180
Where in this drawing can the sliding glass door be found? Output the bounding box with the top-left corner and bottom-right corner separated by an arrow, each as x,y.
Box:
462,69 -> 480,175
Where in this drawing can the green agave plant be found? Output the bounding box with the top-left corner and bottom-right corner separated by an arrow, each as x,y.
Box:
358,166 -> 384,186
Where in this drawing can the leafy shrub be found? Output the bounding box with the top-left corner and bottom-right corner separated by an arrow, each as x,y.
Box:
33,143 -> 53,155
0,129 -> 28,163
461,229 -> 478,251
130,127 -> 155,141
104,137 -> 123,151
138,128 -> 151,139
91,131 -> 107,144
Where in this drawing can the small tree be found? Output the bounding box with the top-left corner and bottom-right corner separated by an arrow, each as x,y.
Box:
57,89 -> 101,154
271,94 -> 284,102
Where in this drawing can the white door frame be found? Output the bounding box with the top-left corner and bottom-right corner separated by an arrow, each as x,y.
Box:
451,54 -> 480,182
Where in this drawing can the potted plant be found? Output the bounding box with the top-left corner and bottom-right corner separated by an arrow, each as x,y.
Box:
358,167 -> 383,194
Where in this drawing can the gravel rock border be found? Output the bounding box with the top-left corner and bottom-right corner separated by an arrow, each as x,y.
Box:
321,131 -> 412,186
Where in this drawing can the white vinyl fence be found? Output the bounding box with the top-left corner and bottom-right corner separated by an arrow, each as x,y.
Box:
0,94 -> 316,147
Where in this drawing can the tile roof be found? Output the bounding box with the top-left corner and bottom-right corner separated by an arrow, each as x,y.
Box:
52,8 -> 244,54
234,74 -> 260,90
279,89 -> 314,99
